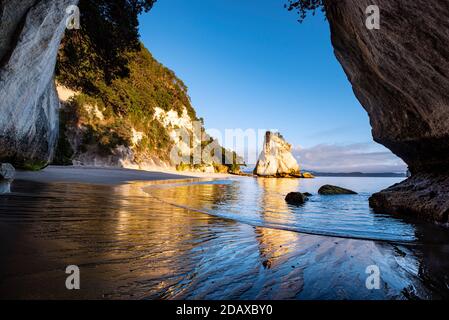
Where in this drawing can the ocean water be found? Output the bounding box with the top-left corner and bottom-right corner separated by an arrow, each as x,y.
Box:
147,177 -> 418,242
1,176 -> 449,299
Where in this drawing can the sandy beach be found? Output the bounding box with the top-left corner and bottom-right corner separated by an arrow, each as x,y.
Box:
1,166 -> 449,300
15,166 -> 234,185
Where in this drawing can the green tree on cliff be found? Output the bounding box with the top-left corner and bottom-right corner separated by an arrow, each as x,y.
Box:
57,0 -> 157,92
285,0 -> 325,22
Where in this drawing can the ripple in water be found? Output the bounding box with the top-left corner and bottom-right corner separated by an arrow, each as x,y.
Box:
146,177 -> 418,242
1,177 -> 449,299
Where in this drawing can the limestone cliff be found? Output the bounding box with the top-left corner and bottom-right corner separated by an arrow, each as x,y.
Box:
55,47 -> 242,173
254,132 -> 300,177
0,1 -> 240,174
0,0 -> 78,168
325,0 -> 449,223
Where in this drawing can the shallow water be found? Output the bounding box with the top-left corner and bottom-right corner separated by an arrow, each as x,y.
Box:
0,177 -> 448,300
148,177 -> 419,242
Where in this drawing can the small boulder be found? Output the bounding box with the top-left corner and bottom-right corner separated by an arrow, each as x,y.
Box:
0,163 -> 15,194
318,185 -> 357,195
285,192 -> 307,205
303,192 -> 313,197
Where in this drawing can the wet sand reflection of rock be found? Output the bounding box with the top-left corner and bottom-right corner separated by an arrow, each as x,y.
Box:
253,178 -> 306,298
1,178 -> 449,299
255,178 -> 301,260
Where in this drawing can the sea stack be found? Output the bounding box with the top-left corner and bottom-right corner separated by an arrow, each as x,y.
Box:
254,131 -> 300,177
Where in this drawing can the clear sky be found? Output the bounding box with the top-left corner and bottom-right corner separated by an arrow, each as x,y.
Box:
139,0 -> 407,173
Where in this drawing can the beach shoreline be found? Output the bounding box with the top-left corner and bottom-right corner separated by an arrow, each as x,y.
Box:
14,165 -> 234,185
1,171 -> 449,299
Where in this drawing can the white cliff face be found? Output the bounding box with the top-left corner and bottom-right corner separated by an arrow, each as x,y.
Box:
153,107 -> 234,173
56,84 -> 78,102
154,107 -> 194,131
0,0 -> 78,167
153,107 -> 202,158
255,132 -> 300,177
55,89 -> 197,170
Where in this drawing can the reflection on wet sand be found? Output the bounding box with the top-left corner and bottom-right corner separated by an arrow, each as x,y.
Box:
0,178 -> 448,299
254,178 -> 301,268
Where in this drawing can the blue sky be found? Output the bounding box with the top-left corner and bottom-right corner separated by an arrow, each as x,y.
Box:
139,0 -> 406,173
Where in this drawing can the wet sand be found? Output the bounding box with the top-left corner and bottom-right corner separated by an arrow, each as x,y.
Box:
1,168 -> 449,300
15,165 -> 233,185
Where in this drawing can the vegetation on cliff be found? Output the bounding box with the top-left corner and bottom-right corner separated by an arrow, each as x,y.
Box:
285,0 -> 325,22
56,44 -> 194,164
55,0 -> 241,171
57,0 -> 157,90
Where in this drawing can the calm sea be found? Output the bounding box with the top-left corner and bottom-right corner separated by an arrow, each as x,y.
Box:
1,176 -> 448,299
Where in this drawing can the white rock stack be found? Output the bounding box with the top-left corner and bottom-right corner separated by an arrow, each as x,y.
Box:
254,131 -> 300,177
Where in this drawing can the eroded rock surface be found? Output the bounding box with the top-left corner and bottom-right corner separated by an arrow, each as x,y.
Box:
254,131 -> 300,177
369,173 -> 449,224
325,0 -> 449,222
0,0 -> 78,167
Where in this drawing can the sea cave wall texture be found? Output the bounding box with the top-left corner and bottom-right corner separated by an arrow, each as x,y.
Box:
325,0 -> 449,223
0,0 -> 78,167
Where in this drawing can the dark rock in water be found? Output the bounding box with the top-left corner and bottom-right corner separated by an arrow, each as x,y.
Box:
370,173 -> 449,223
303,192 -> 313,197
318,185 -> 357,195
285,192 -> 307,205
0,163 -> 15,194
325,0 -> 449,222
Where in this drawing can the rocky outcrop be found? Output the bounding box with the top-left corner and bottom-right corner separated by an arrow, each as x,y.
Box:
0,0 -> 78,168
254,131 -> 300,177
54,44 -> 243,174
0,163 -> 15,194
318,185 -> 357,195
325,0 -> 449,222
57,86 -> 241,173
369,173 -> 449,223
285,192 -> 308,205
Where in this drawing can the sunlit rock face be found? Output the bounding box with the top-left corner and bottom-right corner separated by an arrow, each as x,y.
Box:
0,0 -> 78,167
254,132 -> 300,177
326,0 -> 449,172
325,0 -> 449,222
